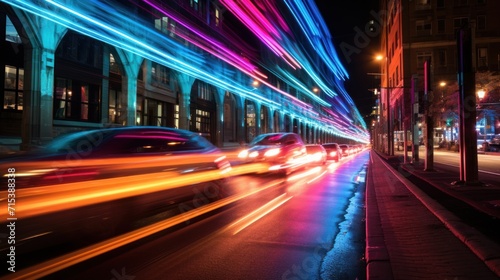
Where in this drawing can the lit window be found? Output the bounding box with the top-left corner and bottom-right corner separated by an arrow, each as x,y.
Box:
215,8 -> 220,26
3,65 -> 23,110
151,62 -> 170,86
54,78 -> 101,122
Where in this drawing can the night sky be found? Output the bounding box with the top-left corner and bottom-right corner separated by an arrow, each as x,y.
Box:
314,0 -> 381,124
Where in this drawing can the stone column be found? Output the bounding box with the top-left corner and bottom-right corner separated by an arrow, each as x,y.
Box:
19,15 -> 65,149
176,73 -> 194,130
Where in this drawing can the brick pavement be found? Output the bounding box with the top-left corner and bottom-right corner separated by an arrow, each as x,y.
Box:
365,151 -> 500,279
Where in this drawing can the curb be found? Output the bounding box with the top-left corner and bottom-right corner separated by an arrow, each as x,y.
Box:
365,152 -> 394,279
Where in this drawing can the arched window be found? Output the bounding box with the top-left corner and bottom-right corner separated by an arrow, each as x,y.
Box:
54,31 -> 103,122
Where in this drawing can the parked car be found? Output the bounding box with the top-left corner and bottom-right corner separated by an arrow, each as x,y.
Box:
305,144 -> 327,166
487,136 -> 500,152
338,144 -> 351,157
477,139 -> 488,151
322,143 -> 342,162
0,126 -> 233,254
238,132 -> 308,175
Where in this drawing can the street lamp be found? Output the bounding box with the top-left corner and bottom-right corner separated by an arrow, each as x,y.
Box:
439,82 -> 448,143
477,89 -> 487,147
374,54 -> 391,155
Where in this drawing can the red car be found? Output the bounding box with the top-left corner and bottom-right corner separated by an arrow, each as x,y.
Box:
322,143 -> 342,162
338,144 -> 351,157
305,144 -> 327,165
238,132 -> 308,175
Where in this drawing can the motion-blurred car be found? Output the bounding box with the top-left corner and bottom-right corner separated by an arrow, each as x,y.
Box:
3,126 -> 231,186
338,144 -> 351,157
322,143 -> 342,162
305,144 -> 327,166
238,132 -> 307,175
0,126 -> 233,254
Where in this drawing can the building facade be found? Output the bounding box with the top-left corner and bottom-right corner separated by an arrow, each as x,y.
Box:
0,0 -> 369,150
378,0 -> 500,154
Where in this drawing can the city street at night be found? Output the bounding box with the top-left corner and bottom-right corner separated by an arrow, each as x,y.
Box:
6,152 -> 370,279
1,0 -> 500,279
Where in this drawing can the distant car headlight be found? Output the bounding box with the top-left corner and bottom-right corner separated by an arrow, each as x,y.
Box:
264,148 -> 281,157
238,149 -> 249,158
329,151 -> 337,157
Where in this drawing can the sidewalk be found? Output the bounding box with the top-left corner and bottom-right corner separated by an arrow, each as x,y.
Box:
365,150 -> 500,279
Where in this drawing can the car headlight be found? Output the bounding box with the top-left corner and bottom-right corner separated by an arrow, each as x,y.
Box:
238,149 -> 249,158
264,148 -> 281,157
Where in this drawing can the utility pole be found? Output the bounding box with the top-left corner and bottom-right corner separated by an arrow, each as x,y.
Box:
455,25 -> 479,184
411,74 -> 419,164
424,60 -> 434,171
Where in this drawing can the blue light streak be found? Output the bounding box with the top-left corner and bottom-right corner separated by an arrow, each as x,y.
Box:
1,0 -> 369,142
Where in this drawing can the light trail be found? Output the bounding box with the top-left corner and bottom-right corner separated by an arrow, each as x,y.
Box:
0,161 -> 270,220
2,178 -> 285,280
229,193 -> 293,235
1,0 -> 369,141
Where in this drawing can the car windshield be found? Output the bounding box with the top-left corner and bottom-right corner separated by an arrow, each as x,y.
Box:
250,134 -> 286,146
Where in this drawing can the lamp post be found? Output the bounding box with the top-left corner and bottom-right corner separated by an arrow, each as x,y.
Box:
477,89 -> 486,147
368,66 -> 385,153
375,54 -> 391,155
439,81 -> 447,143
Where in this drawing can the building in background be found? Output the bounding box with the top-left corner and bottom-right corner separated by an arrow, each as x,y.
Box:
378,0 -> 500,154
0,0 -> 369,150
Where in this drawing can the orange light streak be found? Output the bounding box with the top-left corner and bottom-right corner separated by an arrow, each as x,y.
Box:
5,177 -> 285,280
0,163 -> 270,220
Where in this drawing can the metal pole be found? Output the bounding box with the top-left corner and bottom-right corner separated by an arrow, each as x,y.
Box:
455,26 -> 479,184
424,60 -> 434,171
411,74 -> 419,164
387,87 -> 392,156
484,112 -> 487,144
384,0 -> 392,156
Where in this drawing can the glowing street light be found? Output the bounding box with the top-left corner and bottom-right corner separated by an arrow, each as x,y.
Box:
477,89 -> 485,100
477,89 -> 487,147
